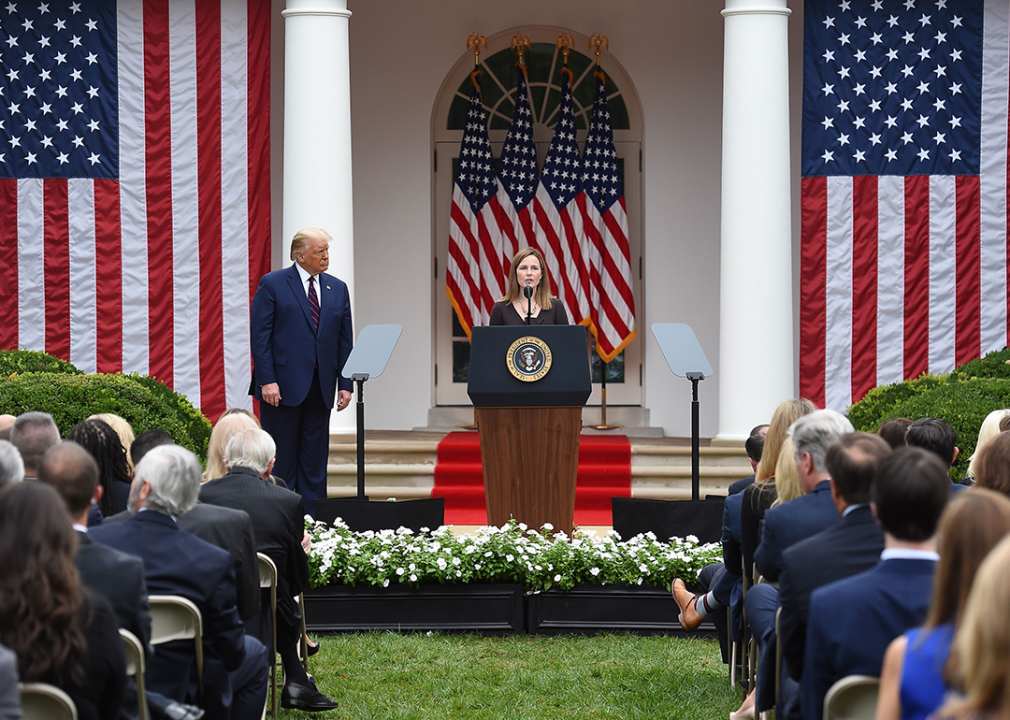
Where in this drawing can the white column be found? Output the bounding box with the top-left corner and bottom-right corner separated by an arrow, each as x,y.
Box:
282,0 -> 356,432
718,0 -> 794,440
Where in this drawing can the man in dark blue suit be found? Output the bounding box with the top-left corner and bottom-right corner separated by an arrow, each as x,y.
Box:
250,227 -> 353,516
801,447 -> 949,720
91,445 -> 269,720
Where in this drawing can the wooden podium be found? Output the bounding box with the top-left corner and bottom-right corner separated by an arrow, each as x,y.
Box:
468,326 -> 591,535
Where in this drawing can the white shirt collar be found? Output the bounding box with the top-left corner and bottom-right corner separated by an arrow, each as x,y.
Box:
881,548 -> 939,562
73,523 -> 88,533
294,262 -> 321,309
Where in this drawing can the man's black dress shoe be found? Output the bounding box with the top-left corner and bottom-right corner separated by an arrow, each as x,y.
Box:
161,702 -> 205,720
281,681 -> 339,712
307,638 -> 320,657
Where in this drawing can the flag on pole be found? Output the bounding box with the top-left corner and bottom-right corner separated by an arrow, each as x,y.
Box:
0,0 -> 271,422
800,0 -> 1006,411
493,64 -> 537,273
580,70 -> 636,362
446,74 -> 501,337
533,68 -> 592,328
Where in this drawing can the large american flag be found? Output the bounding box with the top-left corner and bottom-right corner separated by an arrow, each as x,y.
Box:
800,0 -> 1007,411
0,0 -> 271,422
492,65 -> 536,275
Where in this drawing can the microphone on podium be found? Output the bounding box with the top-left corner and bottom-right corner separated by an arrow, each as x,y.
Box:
523,282 -> 534,299
524,282 -> 533,325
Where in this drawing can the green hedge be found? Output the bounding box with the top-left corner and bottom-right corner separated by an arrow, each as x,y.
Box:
0,349 -> 82,376
0,359 -> 212,461
848,350 -> 1010,480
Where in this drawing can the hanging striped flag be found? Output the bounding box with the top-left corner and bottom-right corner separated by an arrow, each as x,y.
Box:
493,64 -> 537,274
800,0 -> 1006,411
580,70 -> 636,362
533,68 -> 592,328
446,75 -> 500,336
0,0 -> 271,423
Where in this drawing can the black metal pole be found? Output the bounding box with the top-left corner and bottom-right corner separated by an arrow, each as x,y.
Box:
526,294 -> 532,325
354,375 -> 367,500
687,373 -> 703,501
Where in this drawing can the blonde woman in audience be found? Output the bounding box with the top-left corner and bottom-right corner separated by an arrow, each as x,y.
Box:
88,413 -> 136,473
771,436 -> 803,507
934,533 -> 1010,720
204,409 -> 261,482
876,490 -> 1010,720
970,431 -> 1010,497
965,409 -> 1010,482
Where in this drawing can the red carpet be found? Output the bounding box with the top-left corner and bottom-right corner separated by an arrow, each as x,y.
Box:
431,431 -> 631,526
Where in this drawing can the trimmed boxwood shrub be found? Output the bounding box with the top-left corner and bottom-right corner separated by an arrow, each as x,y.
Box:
0,369 -> 212,461
848,356 -> 1010,481
0,349 -> 82,376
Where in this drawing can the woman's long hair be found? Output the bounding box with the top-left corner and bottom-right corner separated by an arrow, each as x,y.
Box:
967,409 -> 1010,480
204,410 -> 261,482
500,247 -> 557,310
67,418 -> 132,516
88,413 -> 137,473
0,482 -> 88,685
754,399 -> 816,487
771,437 -> 804,507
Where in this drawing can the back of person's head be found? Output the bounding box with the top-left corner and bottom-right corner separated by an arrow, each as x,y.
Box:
205,411 -> 262,481
0,414 -> 15,441
878,417 -> 913,450
967,409 -> 1010,479
67,418 -> 131,517
825,432 -> 891,505
873,447 -> 951,541
745,434 -> 765,464
756,399 -> 817,484
0,482 -> 86,685
38,442 -> 100,518
131,444 -> 202,517
974,431 -> 1010,497
942,534 -> 1010,718
926,489 -> 1010,629
0,440 -> 24,488
8,411 -> 60,474
1001,413 -> 1010,433
224,428 -> 276,475
130,429 -> 174,466
905,417 -> 958,467
789,409 -> 854,475
772,436 -> 803,506
87,413 -> 136,472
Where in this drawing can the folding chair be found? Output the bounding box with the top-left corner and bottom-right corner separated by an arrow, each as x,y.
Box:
258,552 -> 279,719
823,675 -> 880,720
297,592 -> 310,671
148,595 -> 204,700
19,682 -> 77,720
120,629 -> 148,720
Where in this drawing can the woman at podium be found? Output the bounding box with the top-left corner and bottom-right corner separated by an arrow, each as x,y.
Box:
489,247 -> 570,326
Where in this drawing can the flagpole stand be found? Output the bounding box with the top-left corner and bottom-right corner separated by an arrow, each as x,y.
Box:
587,363 -> 623,431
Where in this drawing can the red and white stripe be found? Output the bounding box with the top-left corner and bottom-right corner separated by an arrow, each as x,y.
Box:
532,185 -> 592,327
447,186 -> 509,333
0,0 -> 271,423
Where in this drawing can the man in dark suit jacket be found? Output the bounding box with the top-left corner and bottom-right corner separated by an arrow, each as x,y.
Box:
905,417 -> 968,493
802,447 -> 949,720
90,445 -> 268,720
199,427 -> 337,712
250,227 -> 354,516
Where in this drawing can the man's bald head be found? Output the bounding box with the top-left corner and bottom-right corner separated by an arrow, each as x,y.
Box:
9,412 -> 60,476
38,441 -> 99,518
0,414 -> 16,440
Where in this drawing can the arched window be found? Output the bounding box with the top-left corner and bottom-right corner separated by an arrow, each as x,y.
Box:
432,28 -> 643,408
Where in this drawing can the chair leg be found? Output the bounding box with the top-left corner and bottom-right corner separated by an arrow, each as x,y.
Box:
730,639 -> 738,690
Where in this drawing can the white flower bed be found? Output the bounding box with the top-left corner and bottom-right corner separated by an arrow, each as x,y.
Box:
306,517 -> 722,594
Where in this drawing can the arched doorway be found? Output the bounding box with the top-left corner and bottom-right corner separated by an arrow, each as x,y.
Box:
431,27 -> 644,407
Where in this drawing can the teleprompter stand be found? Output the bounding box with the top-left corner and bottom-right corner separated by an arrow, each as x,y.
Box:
468,326 -> 591,535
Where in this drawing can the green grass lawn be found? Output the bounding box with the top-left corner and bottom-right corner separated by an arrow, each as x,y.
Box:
279,633 -> 740,719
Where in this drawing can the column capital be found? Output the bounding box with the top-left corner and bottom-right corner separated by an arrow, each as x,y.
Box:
282,0 -> 352,19
721,0 -> 791,18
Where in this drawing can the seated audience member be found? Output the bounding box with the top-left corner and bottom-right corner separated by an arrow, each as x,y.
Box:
0,482 -> 126,720
802,447 -> 950,720
90,445 -> 268,720
203,410 -> 261,483
972,431 -> 1010,498
727,424 -> 769,496
905,418 -> 966,491
199,428 -> 337,711
89,413 -> 138,474
0,415 -> 15,441
68,418 -> 134,517
778,434 -> 890,685
0,441 -> 24,488
876,489 -> 1010,720
0,642 -> 18,720
964,409 -> 1010,482
8,411 -> 60,480
741,400 -> 817,585
1001,413 -> 1010,433
878,418 -> 912,450
934,534 -> 1010,720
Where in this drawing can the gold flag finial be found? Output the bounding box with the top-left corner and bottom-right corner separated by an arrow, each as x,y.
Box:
467,33 -> 487,67
556,33 -> 574,65
511,34 -> 530,68
589,33 -> 608,66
